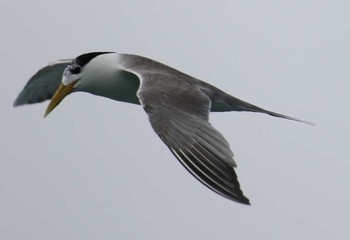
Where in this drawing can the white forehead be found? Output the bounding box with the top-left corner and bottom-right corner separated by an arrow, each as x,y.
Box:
62,67 -> 81,86
61,53 -> 121,86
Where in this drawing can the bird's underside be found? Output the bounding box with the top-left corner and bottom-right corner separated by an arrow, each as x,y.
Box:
14,52 -> 311,204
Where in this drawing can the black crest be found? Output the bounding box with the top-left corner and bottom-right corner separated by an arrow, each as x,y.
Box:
75,52 -> 114,67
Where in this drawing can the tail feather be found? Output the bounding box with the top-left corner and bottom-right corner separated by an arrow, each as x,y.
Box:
225,95 -> 314,125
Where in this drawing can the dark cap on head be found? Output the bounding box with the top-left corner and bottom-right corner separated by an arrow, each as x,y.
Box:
75,52 -> 114,67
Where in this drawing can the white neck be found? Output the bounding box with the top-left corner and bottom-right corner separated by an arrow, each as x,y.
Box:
75,53 -> 140,104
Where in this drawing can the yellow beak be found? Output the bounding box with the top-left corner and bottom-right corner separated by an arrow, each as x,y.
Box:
44,81 -> 77,117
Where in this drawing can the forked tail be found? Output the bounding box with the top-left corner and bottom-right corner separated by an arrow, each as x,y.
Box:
224,95 -> 314,125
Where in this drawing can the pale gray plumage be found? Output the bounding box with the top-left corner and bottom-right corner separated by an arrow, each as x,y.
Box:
14,59 -> 71,106
14,52 -> 311,204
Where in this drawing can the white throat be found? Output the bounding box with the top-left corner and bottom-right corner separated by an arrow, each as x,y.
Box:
75,53 -> 140,104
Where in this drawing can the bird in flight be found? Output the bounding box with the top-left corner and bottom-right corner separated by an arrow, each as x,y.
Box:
14,52 -> 311,205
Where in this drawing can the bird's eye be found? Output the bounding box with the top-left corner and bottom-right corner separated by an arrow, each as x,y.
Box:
70,66 -> 81,74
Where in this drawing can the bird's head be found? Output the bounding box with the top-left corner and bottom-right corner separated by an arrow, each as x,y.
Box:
44,52 -> 114,117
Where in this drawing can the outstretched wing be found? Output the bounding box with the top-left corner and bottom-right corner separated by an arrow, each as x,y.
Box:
136,72 -> 250,204
14,59 -> 72,106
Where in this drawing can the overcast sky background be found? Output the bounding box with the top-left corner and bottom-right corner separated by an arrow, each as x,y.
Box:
1,1 -> 349,239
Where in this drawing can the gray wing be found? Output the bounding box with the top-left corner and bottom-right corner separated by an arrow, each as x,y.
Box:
13,59 -> 72,106
136,73 -> 250,204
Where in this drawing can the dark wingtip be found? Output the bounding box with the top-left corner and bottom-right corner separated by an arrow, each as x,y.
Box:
236,196 -> 251,205
13,91 -> 30,107
13,60 -> 71,109
13,89 -> 48,108
13,92 -> 25,107
243,197 -> 251,205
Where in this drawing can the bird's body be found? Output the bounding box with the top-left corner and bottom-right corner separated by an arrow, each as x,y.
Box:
14,52 -> 310,205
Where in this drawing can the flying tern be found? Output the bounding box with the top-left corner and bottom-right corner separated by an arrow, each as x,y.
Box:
14,52 -> 311,204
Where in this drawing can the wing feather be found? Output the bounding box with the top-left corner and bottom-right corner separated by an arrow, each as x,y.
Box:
132,69 -> 250,204
14,59 -> 71,106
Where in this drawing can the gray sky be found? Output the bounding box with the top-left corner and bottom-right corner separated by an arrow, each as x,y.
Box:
1,0 -> 349,239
